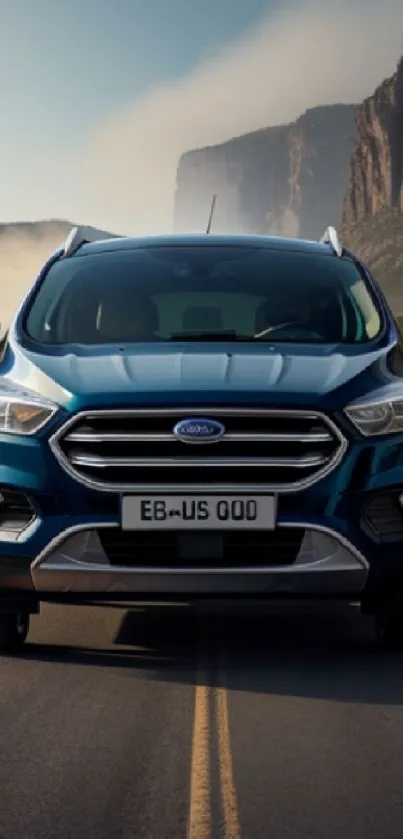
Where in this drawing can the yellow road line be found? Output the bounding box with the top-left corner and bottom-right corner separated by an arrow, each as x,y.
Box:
188,654 -> 212,838
215,663 -> 241,839
188,632 -> 241,839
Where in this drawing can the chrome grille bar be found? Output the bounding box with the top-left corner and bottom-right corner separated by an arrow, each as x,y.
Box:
65,430 -> 332,443
69,453 -> 328,469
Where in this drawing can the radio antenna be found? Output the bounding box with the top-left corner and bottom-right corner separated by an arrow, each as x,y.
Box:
206,193 -> 217,234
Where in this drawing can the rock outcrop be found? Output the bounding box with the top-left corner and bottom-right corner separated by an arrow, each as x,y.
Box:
342,59 -> 403,310
343,58 -> 403,226
174,104 -> 357,239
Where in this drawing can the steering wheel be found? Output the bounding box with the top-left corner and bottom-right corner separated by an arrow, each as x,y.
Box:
255,321 -> 325,341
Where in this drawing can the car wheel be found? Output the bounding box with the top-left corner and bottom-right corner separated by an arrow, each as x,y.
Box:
374,613 -> 403,650
0,612 -> 30,651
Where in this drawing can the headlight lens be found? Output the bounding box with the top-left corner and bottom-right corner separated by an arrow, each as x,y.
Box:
345,399 -> 403,436
0,390 -> 58,435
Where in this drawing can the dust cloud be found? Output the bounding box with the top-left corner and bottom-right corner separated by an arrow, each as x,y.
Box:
0,222 -> 69,329
81,0 -> 403,235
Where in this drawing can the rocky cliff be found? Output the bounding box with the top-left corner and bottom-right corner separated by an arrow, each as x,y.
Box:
174,104 -> 357,239
343,59 -> 403,226
342,58 -> 403,309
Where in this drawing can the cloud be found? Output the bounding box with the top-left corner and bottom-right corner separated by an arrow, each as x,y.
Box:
81,0 -> 403,235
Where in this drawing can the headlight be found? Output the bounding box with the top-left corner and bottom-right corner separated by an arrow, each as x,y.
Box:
0,388 -> 58,435
345,399 -> 403,436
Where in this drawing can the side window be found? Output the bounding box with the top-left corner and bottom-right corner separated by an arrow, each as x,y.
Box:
24,281 -> 57,342
349,278 -> 381,339
25,260 -> 79,343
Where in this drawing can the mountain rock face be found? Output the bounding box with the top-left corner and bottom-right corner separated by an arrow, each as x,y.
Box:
343,59 -> 403,226
174,104 -> 357,239
343,208 -> 403,311
342,59 -> 403,310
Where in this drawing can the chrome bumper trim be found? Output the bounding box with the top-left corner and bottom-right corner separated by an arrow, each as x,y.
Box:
30,521 -> 369,596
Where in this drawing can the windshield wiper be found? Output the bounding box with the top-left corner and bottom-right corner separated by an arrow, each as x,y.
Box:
167,330 -> 251,342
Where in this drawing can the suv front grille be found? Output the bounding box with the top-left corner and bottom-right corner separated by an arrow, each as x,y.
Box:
50,408 -> 347,493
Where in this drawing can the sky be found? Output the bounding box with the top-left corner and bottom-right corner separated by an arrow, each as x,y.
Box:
0,0 -> 402,235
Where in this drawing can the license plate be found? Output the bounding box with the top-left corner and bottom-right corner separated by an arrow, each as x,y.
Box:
121,495 -> 277,530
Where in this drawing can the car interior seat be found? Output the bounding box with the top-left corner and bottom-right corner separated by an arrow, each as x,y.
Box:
182,305 -> 223,331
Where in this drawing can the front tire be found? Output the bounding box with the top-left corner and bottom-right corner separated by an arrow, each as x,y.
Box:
0,613 -> 30,651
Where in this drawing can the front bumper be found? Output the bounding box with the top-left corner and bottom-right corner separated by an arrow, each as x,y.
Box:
2,417 -> 403,606
29,521 -> 368,597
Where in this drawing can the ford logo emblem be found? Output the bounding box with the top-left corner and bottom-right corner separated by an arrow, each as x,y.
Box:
173,417 -> 225,444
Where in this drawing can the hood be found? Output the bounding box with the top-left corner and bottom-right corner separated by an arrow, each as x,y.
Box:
4,341 -> 394,412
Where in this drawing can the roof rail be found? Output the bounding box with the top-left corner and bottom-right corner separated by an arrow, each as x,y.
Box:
62,225 -> 122,258
320,226 -> 343,257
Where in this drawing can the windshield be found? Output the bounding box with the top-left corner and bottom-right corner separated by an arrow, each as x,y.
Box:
24,245 -> 382,345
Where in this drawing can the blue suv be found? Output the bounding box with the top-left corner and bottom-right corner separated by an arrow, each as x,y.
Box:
0,224 -> 402,650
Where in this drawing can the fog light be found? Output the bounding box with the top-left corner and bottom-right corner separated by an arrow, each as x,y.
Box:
0,490 -> 36,541
364,493 -> 403,540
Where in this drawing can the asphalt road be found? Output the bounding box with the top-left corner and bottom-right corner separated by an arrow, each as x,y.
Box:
1,600 -> 403,838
